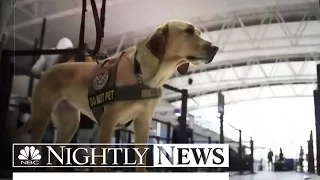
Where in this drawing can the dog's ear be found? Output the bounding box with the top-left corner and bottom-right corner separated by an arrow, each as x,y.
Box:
146,24 -> 169,61
177,63 -> 190,75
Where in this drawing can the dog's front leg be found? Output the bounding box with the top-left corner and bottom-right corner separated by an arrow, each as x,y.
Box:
133,116 -> 151,172
94,111 -> 117,172
134,100 -> 159,172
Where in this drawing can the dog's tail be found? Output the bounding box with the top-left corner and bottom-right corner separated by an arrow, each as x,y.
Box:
11,116 -> 33,141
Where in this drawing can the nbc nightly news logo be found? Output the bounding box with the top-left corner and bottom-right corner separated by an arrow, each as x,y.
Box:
13,144 -> 229,168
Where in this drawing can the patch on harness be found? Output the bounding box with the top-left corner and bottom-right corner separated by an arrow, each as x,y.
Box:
92,67 -> 109,90
89,90 -> 115,108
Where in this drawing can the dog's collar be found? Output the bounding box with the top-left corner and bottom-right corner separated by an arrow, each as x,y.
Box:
98,49 -> 143,85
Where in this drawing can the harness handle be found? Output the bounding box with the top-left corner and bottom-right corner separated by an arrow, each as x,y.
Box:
100,0 -> 106,38
90,0 -> 104,57
78,0 -> 87,52
78,0 -> 107,61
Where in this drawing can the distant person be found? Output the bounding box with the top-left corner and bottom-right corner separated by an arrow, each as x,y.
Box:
268,148 -> 274,171
172,118 -> 192,143
259,158 -> 263,171
171,118 -> 193,172
279,148 -> 284,162
299,146 -> 304,171
31,37 -> 74,75
19,37 -> 74,134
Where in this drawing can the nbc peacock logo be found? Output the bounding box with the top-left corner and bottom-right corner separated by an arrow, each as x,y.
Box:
18,146 -> 42,165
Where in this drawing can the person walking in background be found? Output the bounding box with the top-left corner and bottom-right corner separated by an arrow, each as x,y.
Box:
31,37 -> 74,75
260,158 -> 264,171
172,117 -> 193,144
279,148 -> 284,162
171,117 -> 193,172
299,146 -> 304,172
268,148 -> 274,171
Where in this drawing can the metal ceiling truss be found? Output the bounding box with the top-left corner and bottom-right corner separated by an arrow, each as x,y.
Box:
160,5 -> 319,110
9,2 -> 320,54
181,8 -> 320,76
9,1 -> 320,110
165,53 -> 319,101
172,88 -> 315,112
14,0 -> 48,7
166,57 -> 318,112
103,3 -> 320,56
8,0 -> 133,47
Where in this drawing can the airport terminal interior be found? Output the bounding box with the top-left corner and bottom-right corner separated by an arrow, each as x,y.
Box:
1,0 -> 320,179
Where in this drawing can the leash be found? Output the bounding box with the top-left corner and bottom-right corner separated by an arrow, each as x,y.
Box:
78,0 -> 86,53
90,0 -> 104,57
77,0 -> 107,62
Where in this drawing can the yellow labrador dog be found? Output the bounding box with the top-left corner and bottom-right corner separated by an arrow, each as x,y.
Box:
14,20 -> 219,171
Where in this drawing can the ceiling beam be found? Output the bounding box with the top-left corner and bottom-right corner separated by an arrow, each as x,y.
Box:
8,0 -> 133,32
188,94 -> 313,112
163,53 -> 318,86
103,4 -> 318,54
11,33 -> 35,46
7,4 -> 96,32
187,55 -> 318,76
166,79 -> 316,103
14,0 -> 54,7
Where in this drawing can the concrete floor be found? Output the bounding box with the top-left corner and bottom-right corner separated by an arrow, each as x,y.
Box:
306,174 -> 320,180
230,171 -> 308,180
3,171 -> 319,180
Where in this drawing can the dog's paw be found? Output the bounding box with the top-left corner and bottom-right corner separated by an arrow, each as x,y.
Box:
136,167 -> 147,172
93,167 -> 107,172
46,167 -> 56,172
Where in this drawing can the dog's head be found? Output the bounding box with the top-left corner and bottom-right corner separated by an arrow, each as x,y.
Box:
146,20 -> 219,75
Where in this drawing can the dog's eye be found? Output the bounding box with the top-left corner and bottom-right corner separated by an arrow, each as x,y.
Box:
185,28 -> 194,35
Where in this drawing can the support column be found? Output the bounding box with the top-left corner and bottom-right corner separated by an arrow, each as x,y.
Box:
239,129 -> 243,175
0,50 -> 13,172
308,131 -> 315,173
250,137 -> 254,174
218,91 -> 225,144
220,113 -> 224,144
314,64 -> 320,175
179,89 -> 188,143
166,122 -> 171,143
177,89 -> 188,172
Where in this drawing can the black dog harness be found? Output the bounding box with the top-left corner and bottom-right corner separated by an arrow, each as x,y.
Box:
87,50 -> 162,128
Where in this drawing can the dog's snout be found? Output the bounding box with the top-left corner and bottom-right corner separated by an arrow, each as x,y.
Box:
212,45 -> 219,53
206,44 -> 219,53
204,44 -> 219,64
